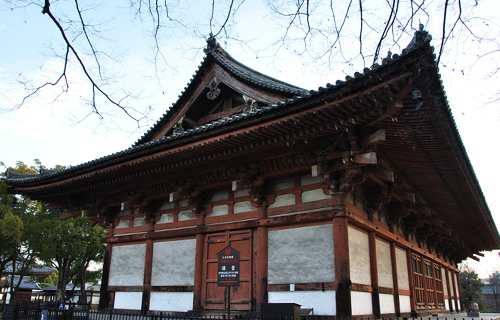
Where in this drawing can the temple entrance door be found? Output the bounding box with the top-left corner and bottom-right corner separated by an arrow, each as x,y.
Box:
202,229 -> 252,311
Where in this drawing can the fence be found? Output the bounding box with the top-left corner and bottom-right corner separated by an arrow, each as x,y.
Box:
0,303 -> 494,320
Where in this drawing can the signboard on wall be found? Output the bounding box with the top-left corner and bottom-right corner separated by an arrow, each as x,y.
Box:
217,246 -> 240,286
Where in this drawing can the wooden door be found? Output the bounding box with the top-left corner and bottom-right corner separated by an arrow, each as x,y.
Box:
202,229 -> 252,310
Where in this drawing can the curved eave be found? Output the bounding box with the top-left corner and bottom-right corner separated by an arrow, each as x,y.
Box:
3,42 -> 424,188
133,39 -> 307,146
4,39 -> 499,254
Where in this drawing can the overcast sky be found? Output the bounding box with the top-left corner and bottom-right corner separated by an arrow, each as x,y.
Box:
1,0 -> 500,277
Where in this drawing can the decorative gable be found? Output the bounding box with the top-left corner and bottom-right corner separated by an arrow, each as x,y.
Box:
137,37 -> 307,145
168,81 -> 256,137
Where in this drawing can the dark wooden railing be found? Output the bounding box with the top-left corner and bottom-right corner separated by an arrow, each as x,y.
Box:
0,303 -> 490,320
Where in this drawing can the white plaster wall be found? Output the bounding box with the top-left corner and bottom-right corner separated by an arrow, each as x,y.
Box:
159,201 -> 174,210
396,247 -> 409,290
376,239 -> 393,288
115,219 -> 129,229
448,269 -> 454,296
109,244 -> 146,286
380,213 -> 388,226
268,224 -> 334,284
445,298 -> 450,310
351,291 -> 373,315
399,295 -> 412,313
118,209 -> 131,216
301,174 -> 325,186
133,217 -> 147,227
114,292 -> 143,310
268,290 -> 336,315
355,197 -> 364,211
212,191 -> 229,201
379,293 -> 395,314
453,272 -> 458,298
442,268 -> 448,295
234,188 -> 249,198
151,239 -> 196,286
149,292 -> 194,312
272,178 -> 294,191
234,201 -> 255,213
348,227 -> 371,285
301,189 -> 330,203
179,199 -> 188,207
346,193 -> 354,204
210,204 -> 228,216
157,213 -> 174,224
268,194 -> 295,208
178,210 -> 196,221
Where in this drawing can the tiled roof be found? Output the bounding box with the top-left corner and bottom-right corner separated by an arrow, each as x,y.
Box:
2,27 -> 433,186
3,262 -> 56,274
133,35 -> 308,146
2,276 -> 40,290
206,36 -> 307,95
40,284 -> 100,292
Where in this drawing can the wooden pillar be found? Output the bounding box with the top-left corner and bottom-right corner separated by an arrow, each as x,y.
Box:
390,242 -> 401,316
444,267 -> 453,311
422,259 -> 429,310
193,231 -> 205,310
99,227 -> 113,310
406,250 -> 416,316
333,198 -> 351,318
141,237 -> 154,313
369,232 -> 380,317
254,206 -> 268,311
432,264 -> 438,310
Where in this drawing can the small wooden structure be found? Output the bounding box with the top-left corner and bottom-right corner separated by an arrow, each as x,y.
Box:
1,276 -> 40,304
4,28 -> 500,317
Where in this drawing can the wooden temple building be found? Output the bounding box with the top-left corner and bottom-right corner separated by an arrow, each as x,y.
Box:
4,27 -> 500,317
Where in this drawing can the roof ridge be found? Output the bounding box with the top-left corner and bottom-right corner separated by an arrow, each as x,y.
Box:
133,35 -> 307,147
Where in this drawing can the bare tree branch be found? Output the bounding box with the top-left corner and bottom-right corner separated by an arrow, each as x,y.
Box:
74,0 -> 103,79
436,0 -> 449,67
42,0 -> 139,121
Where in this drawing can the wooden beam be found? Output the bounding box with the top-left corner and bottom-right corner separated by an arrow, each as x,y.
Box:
169,185 -> 191,202
412,204 -> 431,216
366,98 -> 403,126
469,255 -> 480,262
232,178 -> 250,191
353,152 -> 377,164
361,129 -> 386,147
183,117 -> 197,128
393,188 -> 416,202
367,166 -> 394,182
311,162 -> 328,177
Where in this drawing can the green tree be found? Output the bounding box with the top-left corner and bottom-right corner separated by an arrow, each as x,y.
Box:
38,271 -> 59,288
460,264 -> 485,306
1,160 -> 104,304
0,160 -> 45,303
36,212 -> 106,302
0,162 -> 24,276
